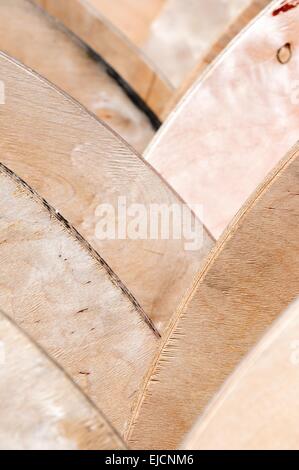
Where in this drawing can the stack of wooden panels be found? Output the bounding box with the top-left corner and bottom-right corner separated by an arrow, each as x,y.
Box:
0,0 -> 298,450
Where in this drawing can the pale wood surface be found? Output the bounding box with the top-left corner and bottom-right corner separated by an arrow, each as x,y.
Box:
146,0 -> 299,239
88,0 -> 252,88
127,144 -> 299,449
34,0 -> 173,119
89,0 -> 165,46
0,51 -> 213,332
164,0 -> 270,115
0,163 -> 158,434
0,311 -> 125,450
1,0 -> 154,153
183,298 -> 299,450
143,0 -> 252,88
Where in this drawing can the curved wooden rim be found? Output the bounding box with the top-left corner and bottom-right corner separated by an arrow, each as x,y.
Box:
33,0 -> 173,119
127,142 -> 299,448
0,48 -> 213,331
163,0 -> 270,117
145,0 -> 299,240
0,158 -> 159,434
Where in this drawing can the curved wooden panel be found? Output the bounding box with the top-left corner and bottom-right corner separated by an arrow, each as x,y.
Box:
2,0 -> 154,152
127,144 -> 299,449
183,298 -> 299,450
89,1 -> 255,89
0,162 -> 158,434
0,311 -> 125,450
0,51 -> 213,331
164,0 -> 270,115
33,0 -> 173,119
146,0 -> 299,238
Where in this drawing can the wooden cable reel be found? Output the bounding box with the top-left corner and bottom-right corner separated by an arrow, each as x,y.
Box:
0,50 -> 213,332
34,0 -> 270,116
80,1 -> 264,89
0,161 -> 159,434
33,0 -> 173,119
0,0 -> 298,451
145,0 -> 299,239
127,144 -> 299,449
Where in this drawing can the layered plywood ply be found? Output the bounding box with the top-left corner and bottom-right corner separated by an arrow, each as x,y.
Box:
127,145 -> 299,449
0,312 -> 125,450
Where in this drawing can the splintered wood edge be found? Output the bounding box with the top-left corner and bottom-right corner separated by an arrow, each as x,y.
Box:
32,0 -> 173,119
126,141 -> 299,448
182,297 -> 299,450
0,162 -> 159,338
163,0 -> 271,117
0,310 -> 126,450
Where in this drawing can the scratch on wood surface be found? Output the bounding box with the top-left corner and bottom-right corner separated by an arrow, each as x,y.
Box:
0,162 -> 161,338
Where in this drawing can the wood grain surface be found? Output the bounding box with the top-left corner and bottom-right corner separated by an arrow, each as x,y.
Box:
143,0 -> 252,88
127,143 -> 299,449
0,162 -> 159,435
89,0 -> 165,46
146,0 -> 299,238
0,310 -> 125,450
34,0 -> 173,119
89,1 -> 253,88
1,0 -> 155,152
0,50 -> 214,331
183,298 -> 299,450
164,0 -> 270,114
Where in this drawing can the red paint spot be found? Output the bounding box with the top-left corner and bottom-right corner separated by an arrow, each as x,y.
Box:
273,0 -> 299,16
